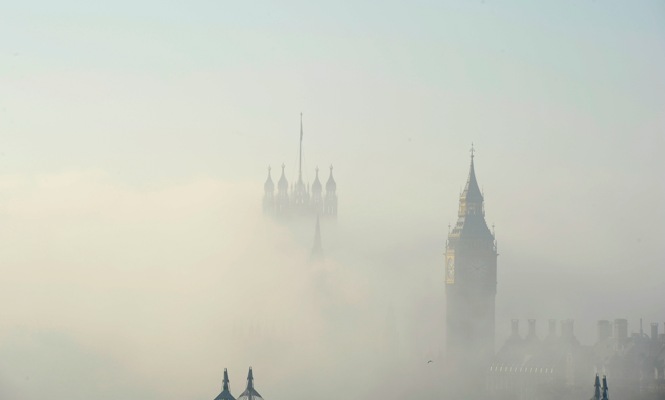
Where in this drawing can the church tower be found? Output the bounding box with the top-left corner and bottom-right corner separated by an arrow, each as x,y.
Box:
445,146 -> 497,375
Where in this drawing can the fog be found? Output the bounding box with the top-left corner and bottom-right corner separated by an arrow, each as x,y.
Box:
1,1 -> 664,399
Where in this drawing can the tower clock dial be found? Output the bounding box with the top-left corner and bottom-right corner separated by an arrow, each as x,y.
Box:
446,257 -> 455,284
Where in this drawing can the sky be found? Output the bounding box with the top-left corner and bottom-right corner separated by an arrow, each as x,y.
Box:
0,1 -> 664,399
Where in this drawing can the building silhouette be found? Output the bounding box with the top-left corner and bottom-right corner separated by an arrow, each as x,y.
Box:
237,367 -> 264,400
263,114 -> 337,219
212,367 -> 265,400
444,146 -> 498,392
489,318 -> 665,400
213,368 -> 236,400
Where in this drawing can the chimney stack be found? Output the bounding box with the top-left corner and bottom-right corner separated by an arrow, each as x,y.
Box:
597,320 -> 611,342
511,319 -> 519,337
651,323 -> 659,341
614,319 -> 628,343
561,319 -> 575,339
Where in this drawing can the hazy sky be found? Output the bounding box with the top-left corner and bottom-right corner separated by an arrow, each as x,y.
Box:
1,1 -> 664,399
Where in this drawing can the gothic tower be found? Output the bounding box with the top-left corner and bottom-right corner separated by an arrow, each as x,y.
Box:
323,165 -> 337,216
445,147 -> 497,376
263,166 -> 274,215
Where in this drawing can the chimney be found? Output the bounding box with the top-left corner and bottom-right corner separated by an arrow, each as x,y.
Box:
597,320 -> 612,342
561,319 -> 575,339
549,319 -> 557,336
527,319 -> 537,339
511,319 -> 520,337
651,323 -> 659,341
614,319 -> 628,343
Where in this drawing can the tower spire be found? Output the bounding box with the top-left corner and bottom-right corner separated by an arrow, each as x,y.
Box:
238,367 -> 263,400
593,374 -> 601,400
601,375 -> 609,400
214,368 -> 236,400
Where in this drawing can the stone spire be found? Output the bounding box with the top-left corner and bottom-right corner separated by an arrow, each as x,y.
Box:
601,375 -> 609,400
459,143 -> 484,216
237,367 -> 263,400
214,368 -> 236,400
593,374 -> 601,400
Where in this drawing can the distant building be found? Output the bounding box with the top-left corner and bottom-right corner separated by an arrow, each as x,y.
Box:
213,367 -> 265,400
263,115 -> 337,219
489,318 -> 665,400
444,146 -> 498,397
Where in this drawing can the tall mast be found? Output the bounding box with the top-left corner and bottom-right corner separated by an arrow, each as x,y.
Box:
299,113 -> 303,182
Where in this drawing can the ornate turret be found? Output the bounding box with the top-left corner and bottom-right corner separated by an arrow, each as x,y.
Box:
311,166 -> 323,214
214,368 -> 236,400
262,114 -> 338,220
274,164 -> 289,216
262,166 -> 275,215
325,164 -> 336,193
277,164 -> 288,192
237,367 -> 263,400
323,164 -> 338,216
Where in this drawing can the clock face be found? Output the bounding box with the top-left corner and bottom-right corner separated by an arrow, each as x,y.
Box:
446,258 -> 455,284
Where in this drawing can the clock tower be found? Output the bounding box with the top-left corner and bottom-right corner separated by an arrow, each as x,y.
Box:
445,147 -> 497,378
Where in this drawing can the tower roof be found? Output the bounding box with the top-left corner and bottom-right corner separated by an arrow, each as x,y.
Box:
237,367 -> 263,400
214,368 -> 236,400
278,164 -> 288,191
461,146 -> 483,204
326,165 -> 336,192
448,145 -> 494,242
264,166 -> 274,192
311,166 -> 322,194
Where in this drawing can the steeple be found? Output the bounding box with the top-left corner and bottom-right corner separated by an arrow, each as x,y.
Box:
278,164 -> 288,192
459,143 -> 484,216
214,368 -> 236,400
601,375 -> 609,400
312,166 -> 322,194
326,164 -> 336,193
311,215 -> 323,260
237,367 -> 263,400
593,374 -> 601,400
264,166 -> 274,193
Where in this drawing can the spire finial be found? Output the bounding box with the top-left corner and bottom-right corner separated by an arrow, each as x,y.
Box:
281,163 -> 285,170
470,143 -> 475,160
223,368 -> 230,390
268,165 -> 271,172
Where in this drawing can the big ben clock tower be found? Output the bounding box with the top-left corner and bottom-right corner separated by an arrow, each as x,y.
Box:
445,146 -> 497,379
